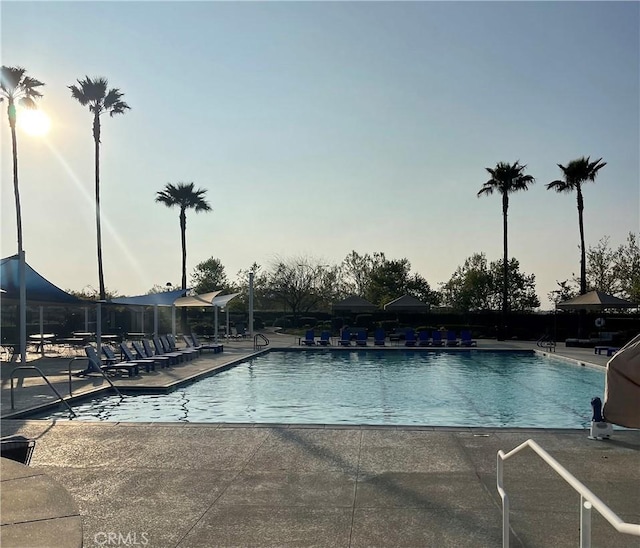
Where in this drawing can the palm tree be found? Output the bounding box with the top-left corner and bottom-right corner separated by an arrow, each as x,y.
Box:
547,156 -> 606,295
477,161 -> 535,337
156,182 -> 212,331
1,65 -> 45,365
1,66 -> 44,256
69,76 -> 130,301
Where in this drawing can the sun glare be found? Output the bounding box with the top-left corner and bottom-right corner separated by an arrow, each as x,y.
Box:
18,109 -> 51,136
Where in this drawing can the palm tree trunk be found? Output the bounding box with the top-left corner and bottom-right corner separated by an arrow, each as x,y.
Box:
93,113 -> 106,301
9,104 -> 27,364
501,193 -> 509,339
180,209 -> 187,332
576,186 -> 587,338
577,186 -> 586,295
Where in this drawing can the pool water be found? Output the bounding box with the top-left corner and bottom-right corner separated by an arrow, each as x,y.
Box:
43,350 -> 606,428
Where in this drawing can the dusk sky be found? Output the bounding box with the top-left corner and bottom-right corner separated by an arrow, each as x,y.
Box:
1,1 -> 638,309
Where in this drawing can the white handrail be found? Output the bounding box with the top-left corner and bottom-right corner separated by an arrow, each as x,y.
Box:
497,439 -> 640,548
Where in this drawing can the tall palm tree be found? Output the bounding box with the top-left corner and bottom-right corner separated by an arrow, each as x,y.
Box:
1,66 -> 44,256
546,156 -> 606,295
477,161 -> 535,336
156,182 -> 212,331
69,76 -> 130,301
1,65 -> 44,364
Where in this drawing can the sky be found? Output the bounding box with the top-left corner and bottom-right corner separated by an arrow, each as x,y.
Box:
1,0 -> 638,310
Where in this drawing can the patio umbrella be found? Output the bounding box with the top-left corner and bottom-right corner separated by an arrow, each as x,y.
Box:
603,333 -> 640,428
556,290 -> 637,311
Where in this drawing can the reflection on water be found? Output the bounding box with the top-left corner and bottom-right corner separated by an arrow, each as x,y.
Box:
43,351 -> 604,428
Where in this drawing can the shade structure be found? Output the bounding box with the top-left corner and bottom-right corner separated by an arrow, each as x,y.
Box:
332,295 -> 377,313
175,292 -> 240,343
603,333 -> 640,428
556,290 -> 637,311
173,291 -> 222,308
0,254 -> 83,305
383,294 -> 429,313
110,288 -> 188,307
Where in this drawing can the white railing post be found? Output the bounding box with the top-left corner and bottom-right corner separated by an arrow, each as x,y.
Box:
497,451 -> 510,548
581,499 -> 592,548
498,439 -> 640,547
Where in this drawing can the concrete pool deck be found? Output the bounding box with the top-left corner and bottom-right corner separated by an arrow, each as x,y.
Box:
1,335 -> 638,547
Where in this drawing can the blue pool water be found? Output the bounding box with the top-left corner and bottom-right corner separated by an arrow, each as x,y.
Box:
44,350 -> 605,428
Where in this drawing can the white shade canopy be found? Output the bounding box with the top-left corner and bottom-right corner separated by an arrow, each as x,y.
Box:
173,291 -> 222,307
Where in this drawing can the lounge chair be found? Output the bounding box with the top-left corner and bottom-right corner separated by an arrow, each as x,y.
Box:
460,330 -> 477,347
302,329 -> 316,346
338,328 -> 352,346
161,335 -> 197,360
132,340 -> 171,367
318,331 -> 331,346
417,330 -> 430,347
145,338 -> 180,365
84,345 -> 139,377
374,328 -> 386,346
356,330 -> 368,346
118,343 -> 158,372
446,331 -> 459,347
405,329 -> 416,347
185,333 -> 224,354
431,331 -> 444,347
166,334 -> 199,359
152,336 -> 186,363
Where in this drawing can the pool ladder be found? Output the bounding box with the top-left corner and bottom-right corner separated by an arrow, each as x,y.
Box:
9,358 -> 124,418
253,333 -> 269,351
536,334 -> 556,352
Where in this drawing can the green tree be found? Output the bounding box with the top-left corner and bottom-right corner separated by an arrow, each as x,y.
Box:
488,258 -> 540,311
156,182 -> 212,330
614,232 -> 640,302
191,257 -> 229,294
441,253 -> 539,313
440,253 -> 492,312
69,76 -> 130,300
478,162 -> 535,334
1,65 -> 45,365
546,156 -> 606,295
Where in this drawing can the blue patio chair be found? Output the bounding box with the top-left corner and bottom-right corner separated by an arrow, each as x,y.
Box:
302,329 -> 316,346
338,328 -> 352,346
356,330 -> 368,346
446,331 -> 460,347
374,328 -> 386,346
460,330 -> 477,347
431,331 -> 444,347
405,329 -> 416,347
318,331 -> 331,346
417,330 -> 430,347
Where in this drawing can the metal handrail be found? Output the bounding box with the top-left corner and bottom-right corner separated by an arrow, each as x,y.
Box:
10,365 -> 76,418
536,335 -> 556,352
497,439 -> 640,548
67,357 -> 123,400
253,333 -> 269,350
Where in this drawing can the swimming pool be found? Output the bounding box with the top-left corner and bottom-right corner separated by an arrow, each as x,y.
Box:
42,350 -> 606,428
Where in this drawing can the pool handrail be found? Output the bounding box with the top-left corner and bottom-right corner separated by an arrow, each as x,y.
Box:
10,365 -> 77,418
497,438 -> 640,548
67,357 -> 124,400
253,333 -> 269,350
